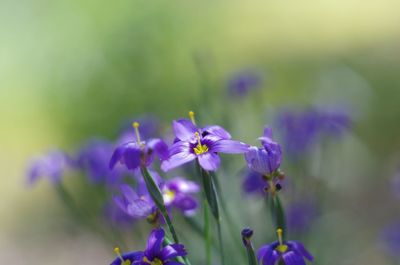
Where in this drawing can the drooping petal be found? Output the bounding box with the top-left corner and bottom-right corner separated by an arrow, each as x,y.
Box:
161,152 -> 196,172
173,194 -> 199,215
242,170 -> 265,195
257,244 -> 274,262
245,146 -> 272,175
198,152 -> 221,171
147,138 -> 169,160
261,249 -> 280,265
287,241 -> 314,261
109,143 -> 142,170
110,251 -> 144,265
126,198 -> 155,218
159,243 -> 187,260
282,251 -> 306,265
202,125 -> 231,139
210,139 -> 250,154
145,228 -> 165,258
173,119 -> 198,141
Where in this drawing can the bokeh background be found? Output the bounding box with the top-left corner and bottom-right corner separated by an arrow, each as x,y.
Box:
1,0 -> 400,264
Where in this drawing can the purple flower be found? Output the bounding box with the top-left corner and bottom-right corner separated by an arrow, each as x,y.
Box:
161,118 -> 249,172
111,228 -> 187,265
227,70 -> 262,97
27,150 -> 73,185
118,115 -> 161,145
110,122 -> 169,171
242,169 -> 284,196
286,200 -> 318,234
162,177 -> 200,216
276,107 -> 351,158
77,139 -> 127,184
245,127 -> 282,176
379,221 -> 400,258
258,229 -> 313,265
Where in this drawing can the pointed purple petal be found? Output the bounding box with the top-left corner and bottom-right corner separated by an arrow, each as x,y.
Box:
173,119 -> 198,141
120,184 -> 139,202
161,152 -> 196,172
147,138 -> 169,160
173,194 -> 199,215
210,139 -> 250,154
198,152 -> 221,171
283,251 -> 306,265
288,241 -> 314,261
166,177 -> 200,193
160,243 -> 187,260
202,125 -> 231,139
126,198 -> 154,218
145,228 -> 165,258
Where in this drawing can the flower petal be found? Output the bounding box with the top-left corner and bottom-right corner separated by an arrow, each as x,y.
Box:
164,262 -> 185,265
145,228 -> 165,258
257,244 -> 274,261
120,184 -> 139,202
173,119 -> 198,141
287,241 -> 314,261
173,194 -> 199,215
166,177 -> 200,193
147,138 -> 169,160
202,125 -> 231,139
210,139 -> 250,154
198,152 -> 221,171
160,243 -> 187,260
245,146 -> 271,175
282,251 -> 306,265
161,152 -> 196,172
110,251 -> 144,265
126,198 -> 154,218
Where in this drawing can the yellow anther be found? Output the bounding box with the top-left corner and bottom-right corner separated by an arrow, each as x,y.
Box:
114,247 -> 131,264
132,122 -> 142,143
188,111 -> 196,125
143,256 -> 163,265
193,132 -> 209,155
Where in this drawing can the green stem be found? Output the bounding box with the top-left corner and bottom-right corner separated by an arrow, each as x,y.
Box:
216,218 -> 226,265
244,243 -> 257,265
140,166 -> 180,244
268,195 -> 286,239
204,198 -> 211,265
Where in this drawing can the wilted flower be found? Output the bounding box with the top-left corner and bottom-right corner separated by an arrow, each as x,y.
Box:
162,112 -> 249,172
245,127 -> 282,176
258,229 -> 313,265
110,122 -> 169,171
227,70 -> 262,98
27,150 -> 74,185
111,228 -> 187,265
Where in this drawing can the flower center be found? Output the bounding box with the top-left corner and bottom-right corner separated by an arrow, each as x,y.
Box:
143,256 -> 163,265
163,189 -> 176,204
193,132 -> 209,155
276,228 -> 288,253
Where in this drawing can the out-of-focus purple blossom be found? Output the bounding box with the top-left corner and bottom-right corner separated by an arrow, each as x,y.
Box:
118,115 -> 161,145
27,150 -> 74,185
77,139 -> 128,185
103,200 -> 135,225
110,123 -> 169,171
275,107 -> 351,158
161,118 -> 249,172
379,221 -> 400,258
227,70 -> 262,98
245,127 -> 282,176
258,230 -> 313,265
110,228 -> 187,265
286,200 -> 318,234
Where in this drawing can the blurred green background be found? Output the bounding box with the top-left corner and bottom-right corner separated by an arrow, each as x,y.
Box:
1,0 -> 400,264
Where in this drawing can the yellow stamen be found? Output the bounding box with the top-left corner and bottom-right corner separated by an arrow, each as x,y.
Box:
114,247 -> 132,265
276,228 -> 288,253
188,111 -> 196,125
193,132 -> 209,155
143,256 -> 163,265
132,122 -> 141,143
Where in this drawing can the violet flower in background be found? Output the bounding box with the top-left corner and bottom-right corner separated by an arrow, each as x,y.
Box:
109,123 -> 169,171
161,118 -> 249,172
27,150 -> 74,185
242,170 -> 265,195
286,200 -> 318,234
111,228 -> 187,265
77,139 -> 128,185
379,221 -> 400,259
227,70 -> 262,98
275,107 -> 351,158
258,229 -> 313,265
